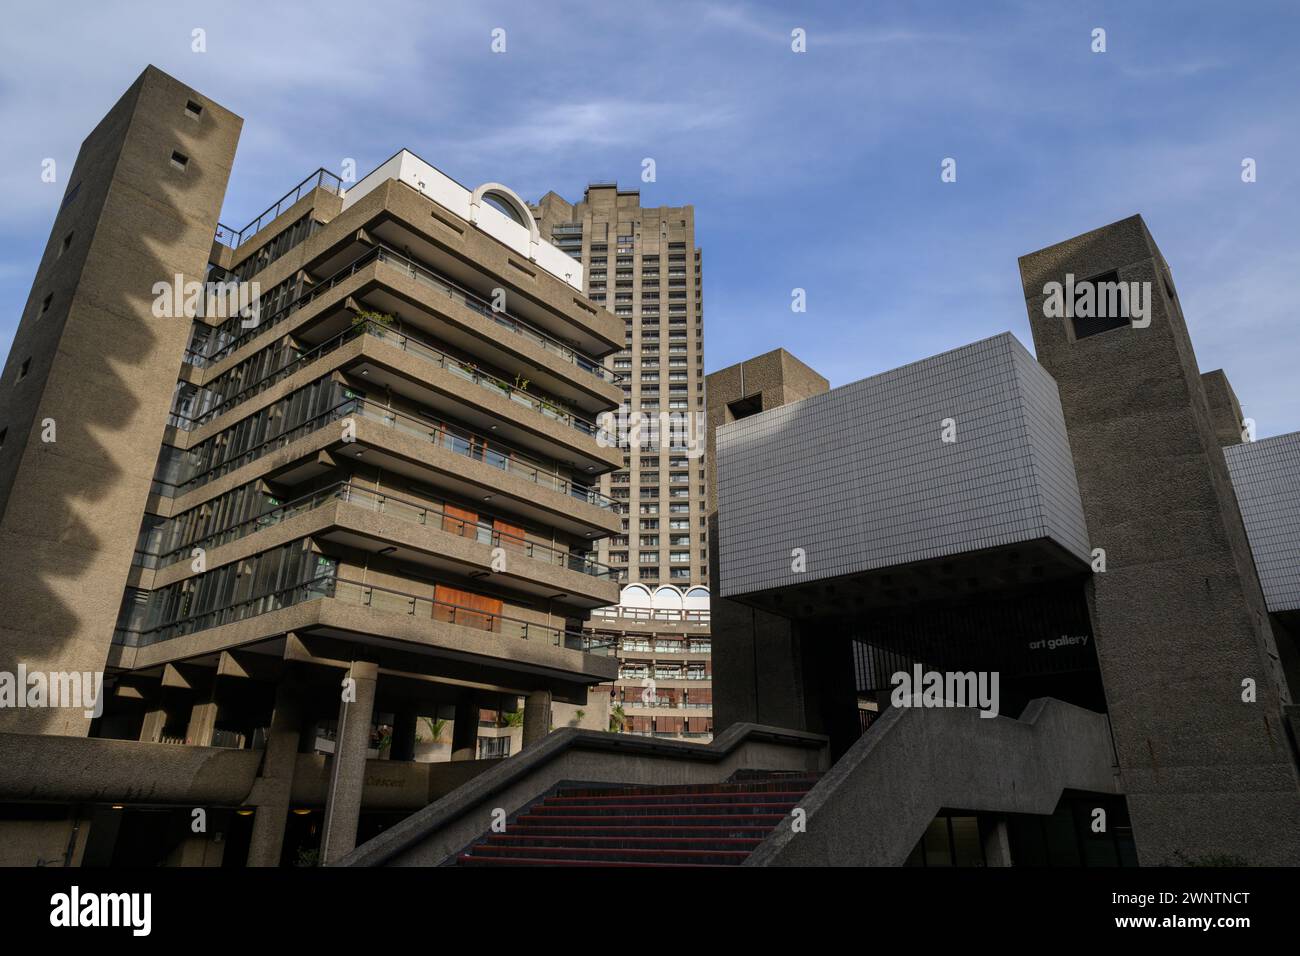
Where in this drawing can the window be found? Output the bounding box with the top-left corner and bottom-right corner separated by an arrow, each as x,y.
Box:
38,294 -> 52,318
58,233 -> 73,258
0,427 -> 6,450
185,99 -> 203,119
16,358 -> 31,383
1069,270 -> 1128,340
170,150 -> 190,171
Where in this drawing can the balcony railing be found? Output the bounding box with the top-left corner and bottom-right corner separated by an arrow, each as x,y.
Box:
173,320 -> 600,441
215,168 -> 344,249
161,394 -> 617,512
589,606 -> 709,624
188,243 -> 621,387
135,480 -> 613,579
114,574 -> 618,653
370,245 -> 621,383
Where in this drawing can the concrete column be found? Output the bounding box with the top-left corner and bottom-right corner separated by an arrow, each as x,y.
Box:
390,707 -> 417,762
522,689 -> 552,749
185,698 -> 218,747
320,661 -> 378,864
168,833 -> 225,867
983,818 -> 1013,867
138,706 -> 167,743
450,691 -> 481,762
246,678 -> 304,867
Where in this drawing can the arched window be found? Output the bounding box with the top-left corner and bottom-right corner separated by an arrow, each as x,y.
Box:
482,191 -> 526,226
620,583 -> 653,608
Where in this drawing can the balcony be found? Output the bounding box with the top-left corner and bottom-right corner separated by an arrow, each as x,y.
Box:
137,480 -> 614,581
114,574 -> 618,655
162,393 -> 618,516
188,244 -> 621,387
215,168 -> 344,249
181,319 -> 604,444
589,606 -> 709,625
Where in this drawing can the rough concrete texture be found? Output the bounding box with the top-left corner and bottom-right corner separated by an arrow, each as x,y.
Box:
1019,214 -> 1300,865
747,698 -> 1117,866
0,67 -> 241,735
705,351 -> 828,740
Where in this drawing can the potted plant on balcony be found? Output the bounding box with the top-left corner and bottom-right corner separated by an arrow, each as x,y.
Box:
351,309 -> 397,341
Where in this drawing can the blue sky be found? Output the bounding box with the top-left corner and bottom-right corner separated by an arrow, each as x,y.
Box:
2,0 -> 1298,434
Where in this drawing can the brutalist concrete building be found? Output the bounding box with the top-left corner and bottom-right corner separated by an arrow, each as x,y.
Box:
707,215 -> 1300,866
4,66 -> 1298,869
0,66 -> 626,865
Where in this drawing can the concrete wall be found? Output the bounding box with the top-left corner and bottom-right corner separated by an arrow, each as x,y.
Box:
748,698 -> 1117,866
705,351 -> 828,737
1019,214 -> 1300,865
0,67 -> 241,735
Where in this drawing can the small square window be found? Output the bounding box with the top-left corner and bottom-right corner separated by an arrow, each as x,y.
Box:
170,150 -> 189,171
184,99 -> 203,119
38,294 -> 52,317
0,427 -> 7,450
17,358 -> 31,382
58,233 -> 73,257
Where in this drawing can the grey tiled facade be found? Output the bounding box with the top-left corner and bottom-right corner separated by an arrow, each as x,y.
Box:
716,333 -> 1090,597
1225,430 -> 1300,613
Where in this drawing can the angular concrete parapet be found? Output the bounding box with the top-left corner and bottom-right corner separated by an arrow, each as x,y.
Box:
333,723 -> 829,867
746,698 -> 1117,866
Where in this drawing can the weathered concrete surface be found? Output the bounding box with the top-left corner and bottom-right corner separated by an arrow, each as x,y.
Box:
334,722 -> 830,867
747,698 -> 1117,866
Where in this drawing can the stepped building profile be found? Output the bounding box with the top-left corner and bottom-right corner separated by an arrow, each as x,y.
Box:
0,66 -> 626,865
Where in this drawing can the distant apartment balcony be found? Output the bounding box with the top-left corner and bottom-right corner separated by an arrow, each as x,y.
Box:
589,605 -> 709,625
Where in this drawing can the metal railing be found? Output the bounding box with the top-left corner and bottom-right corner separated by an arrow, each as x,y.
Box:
114,574 -> 618,653
369,245 -> 621,383
187,243 -> 621,386
589,606 -> 710,624
215,168 -> 344,249
136,480 -> 613,579
173,320 -> 600,440
160,394 -> 618,512
331,578 -> 615,653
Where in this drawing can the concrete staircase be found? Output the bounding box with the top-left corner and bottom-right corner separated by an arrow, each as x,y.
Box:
456,773 -> 821,866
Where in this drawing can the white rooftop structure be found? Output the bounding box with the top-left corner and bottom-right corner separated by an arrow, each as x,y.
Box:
342,149 -> 583,291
